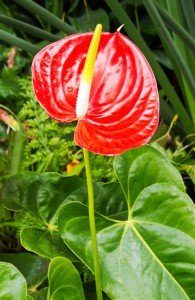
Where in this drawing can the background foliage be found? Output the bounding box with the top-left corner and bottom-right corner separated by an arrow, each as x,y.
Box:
0,0 -> 194,299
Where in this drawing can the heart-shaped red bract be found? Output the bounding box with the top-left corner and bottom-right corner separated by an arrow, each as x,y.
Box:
32,31 -> 159,155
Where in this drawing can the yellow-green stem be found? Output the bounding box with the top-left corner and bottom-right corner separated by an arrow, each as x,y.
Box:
83,148 -> 103,300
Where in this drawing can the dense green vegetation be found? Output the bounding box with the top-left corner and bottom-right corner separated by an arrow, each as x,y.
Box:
0,1 -> 194,299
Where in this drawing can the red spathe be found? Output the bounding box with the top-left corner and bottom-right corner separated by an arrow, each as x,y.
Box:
32,31 -> 159,155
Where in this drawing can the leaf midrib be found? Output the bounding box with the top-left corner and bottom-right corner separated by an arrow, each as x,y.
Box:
95,220 -> 191,298
131,223 -> 190,299
61,203 -> 191,299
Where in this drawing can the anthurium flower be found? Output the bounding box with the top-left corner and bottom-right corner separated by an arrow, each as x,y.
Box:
32,24 -> 159,155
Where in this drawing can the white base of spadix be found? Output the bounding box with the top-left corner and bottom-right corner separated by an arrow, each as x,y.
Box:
76,80 -> 91,120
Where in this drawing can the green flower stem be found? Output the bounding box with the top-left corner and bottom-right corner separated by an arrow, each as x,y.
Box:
83,148 -> 103,300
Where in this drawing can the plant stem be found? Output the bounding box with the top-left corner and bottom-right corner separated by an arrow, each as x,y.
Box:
83,148 -> 103,300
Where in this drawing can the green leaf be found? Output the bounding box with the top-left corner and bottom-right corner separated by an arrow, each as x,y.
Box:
1,172 -> 84,259
1,172 -> 84,222
0,262 -> 27,299
143,0 -> 195,126
153,50 -> 172,69
14,0 -> 77,35
0,14 -> 59,42
156,3 -> 195,53
0,29 -> 41,55
180,0 -> 195,38
58,145 -> 195,299
20,227 -> 75,260
66,181 -> 127,219
0,0 -> 13,33
48,257 -> 85,300
113,145 -> 185,206
0,67 -> 19,98
0,253 -> 48,288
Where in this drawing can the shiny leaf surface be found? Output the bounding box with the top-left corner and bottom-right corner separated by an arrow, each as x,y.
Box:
0,253 -> 48,288
0,262 -> 27,300
48,257 -> 85,300
20,228 -> 75,260
58,145 -> 195,299
113,144 -> 185,206
1,173 -> 84,259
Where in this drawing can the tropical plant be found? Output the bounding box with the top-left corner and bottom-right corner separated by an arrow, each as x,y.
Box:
0,1 -> 194,299
1,145 -> 195,299
0,0 -> 195,136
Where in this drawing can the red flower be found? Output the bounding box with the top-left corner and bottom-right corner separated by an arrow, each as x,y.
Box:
32,27 -> 159,155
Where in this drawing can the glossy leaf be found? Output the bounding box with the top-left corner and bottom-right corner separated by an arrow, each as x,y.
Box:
113,144 -> 185,206
1,173 -> 84,259
32,31 -> 159,155
65,181 -> 127,219
0,262 -> 27,300
48,257 -> 85,300
1,172 -> 84,222
58,145 -> 195,299
0,253 -> 48,288
20,228 -> 75,260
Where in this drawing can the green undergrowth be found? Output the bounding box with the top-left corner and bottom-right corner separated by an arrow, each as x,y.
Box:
17,77 -> 115,181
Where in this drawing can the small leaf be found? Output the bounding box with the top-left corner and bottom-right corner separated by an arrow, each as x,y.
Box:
20,228 -> 76,261
48,257 -> 85,300
0,253 -> 48,288
0,262 -> 27,300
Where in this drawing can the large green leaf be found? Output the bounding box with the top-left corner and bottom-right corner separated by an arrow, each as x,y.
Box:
58,145 -> 195,299
0,262 -> 27,299
113,145 -> 185,206
1,172 -> 84,259
0,253 -> 48,288
1,172 -> 84,222
48,257 -> 85,300
65,181 -> 126,219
